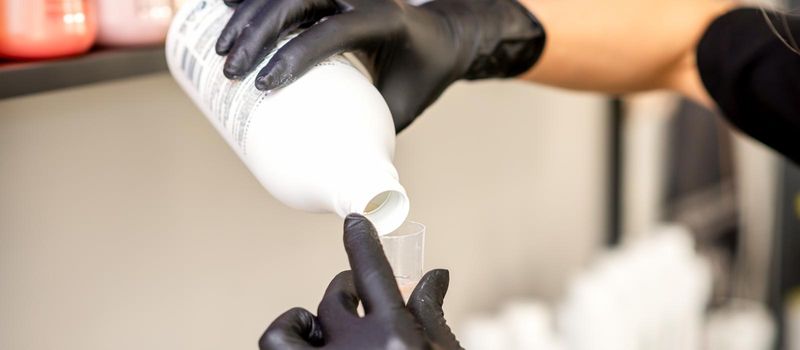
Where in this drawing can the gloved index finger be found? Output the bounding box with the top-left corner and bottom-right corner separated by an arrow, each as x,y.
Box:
343,214 -> 405,314
255,12 -> 380,91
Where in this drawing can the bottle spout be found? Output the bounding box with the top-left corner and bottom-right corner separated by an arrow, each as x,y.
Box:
362,189 -> 409,235
339,171 -> 409,235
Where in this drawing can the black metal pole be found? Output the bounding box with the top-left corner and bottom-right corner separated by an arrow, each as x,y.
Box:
607,97 -> 624,246
769,160 -> 800,350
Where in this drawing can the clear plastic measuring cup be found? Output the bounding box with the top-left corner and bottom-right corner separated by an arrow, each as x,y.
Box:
380,221 -> 425,301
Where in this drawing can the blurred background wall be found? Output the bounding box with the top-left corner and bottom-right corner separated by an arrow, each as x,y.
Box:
0,74 -> 608,350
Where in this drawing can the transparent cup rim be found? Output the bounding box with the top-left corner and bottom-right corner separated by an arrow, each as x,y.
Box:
380,221 -> 425,240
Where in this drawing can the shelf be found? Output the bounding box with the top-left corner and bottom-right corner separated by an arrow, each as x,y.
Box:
0,47 -> 167,100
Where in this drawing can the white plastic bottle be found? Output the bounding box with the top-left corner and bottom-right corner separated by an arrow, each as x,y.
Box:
96,0 -> 174,46
166,0 -> 409,234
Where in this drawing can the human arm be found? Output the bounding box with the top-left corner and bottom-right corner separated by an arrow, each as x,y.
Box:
259,214 -> 462,350
520,0 -> 800,163
518,0 -> 737,106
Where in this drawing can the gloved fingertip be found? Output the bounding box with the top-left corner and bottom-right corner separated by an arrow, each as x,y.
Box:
342,214 -> 379,249
414,269 -> 450,304
223,0 -> 242,7
255,66 -> 291,91
330,270 -> 355,286
344,213 -> 372,231
428,269 -> 450,286
421,269 -> 449,282
215,39 -> 232,56
254,72 -> 276,91
223,61 -> 245,80
223,71 -> 241,80
346,213 -> 367,221
223,46 -> 256,79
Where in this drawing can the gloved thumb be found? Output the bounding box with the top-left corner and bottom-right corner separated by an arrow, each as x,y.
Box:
407,269 -> 463,349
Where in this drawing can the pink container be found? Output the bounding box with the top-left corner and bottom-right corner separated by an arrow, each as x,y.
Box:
0,0 -> 97,59
96,0 -> 174,47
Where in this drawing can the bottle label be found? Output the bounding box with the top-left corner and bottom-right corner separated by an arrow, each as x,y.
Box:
166,0 -> 352,154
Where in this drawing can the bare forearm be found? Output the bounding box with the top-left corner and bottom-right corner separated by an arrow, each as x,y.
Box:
519,0 -> 737,106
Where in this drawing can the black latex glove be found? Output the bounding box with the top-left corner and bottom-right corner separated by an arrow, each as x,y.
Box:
259,214 -> 462,350
216,0 -> 545,132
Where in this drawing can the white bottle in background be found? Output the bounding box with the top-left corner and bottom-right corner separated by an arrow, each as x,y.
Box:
97,0 -> 174,46
166,0 -> 409,234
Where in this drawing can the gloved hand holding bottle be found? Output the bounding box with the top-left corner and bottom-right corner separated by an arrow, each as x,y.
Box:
216,0 -> 546,132
259,214 -> 462,350
214,0 -> 800,166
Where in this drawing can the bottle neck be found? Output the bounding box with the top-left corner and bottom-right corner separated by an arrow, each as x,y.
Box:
336,167 -> 409,235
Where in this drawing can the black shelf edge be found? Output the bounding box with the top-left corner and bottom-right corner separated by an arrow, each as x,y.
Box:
0,47 -> 167,100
